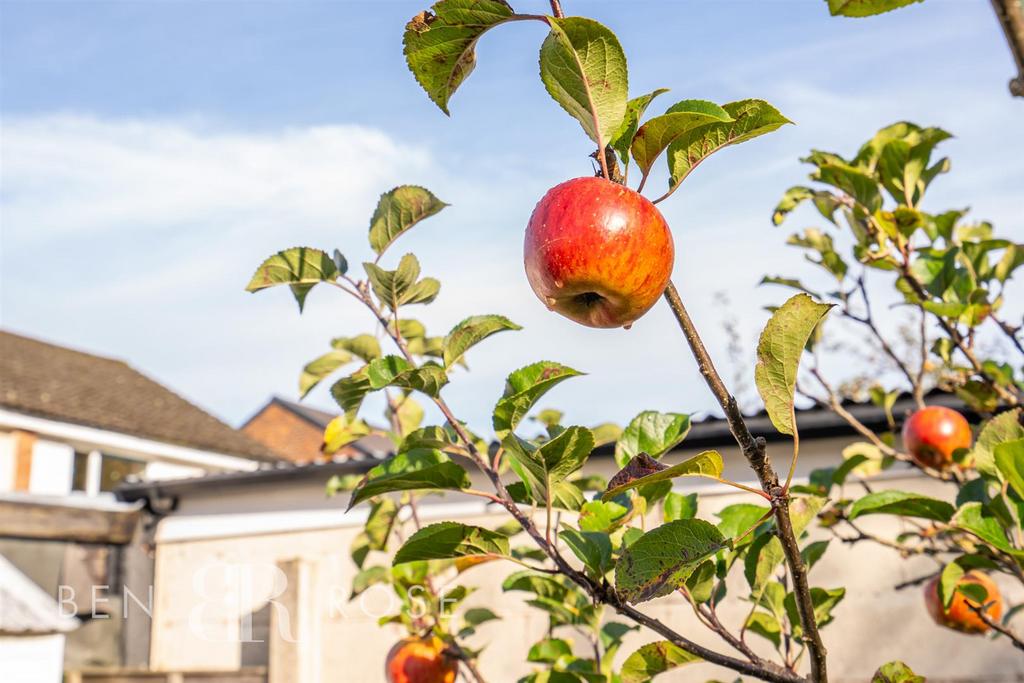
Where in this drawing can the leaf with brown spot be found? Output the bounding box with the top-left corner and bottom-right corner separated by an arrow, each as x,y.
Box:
602,451 -> 723,501
615,519 -> 728,603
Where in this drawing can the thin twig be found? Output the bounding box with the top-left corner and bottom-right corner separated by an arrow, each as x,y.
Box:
970,602 -> 1024,651
548,0 -> 565,18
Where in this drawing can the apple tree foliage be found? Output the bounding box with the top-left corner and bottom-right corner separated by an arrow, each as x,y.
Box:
767,123 -> 1024,651
240,2 -> 955,682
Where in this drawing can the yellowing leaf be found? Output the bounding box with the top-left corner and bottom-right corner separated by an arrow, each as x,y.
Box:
754,293 -> 833,435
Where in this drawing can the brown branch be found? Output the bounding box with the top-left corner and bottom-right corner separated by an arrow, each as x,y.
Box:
339,281 -> 803,683
897,261 -> 1020,406
548,0 -> 565,18
662,282 -> 828,682
994,315 -> 1024,356
990,0 -> 1024,97
847,276 -> 924,408
969,602 -> 1024,651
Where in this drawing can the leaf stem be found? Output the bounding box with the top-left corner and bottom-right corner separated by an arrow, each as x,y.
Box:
716,477 -> 772,500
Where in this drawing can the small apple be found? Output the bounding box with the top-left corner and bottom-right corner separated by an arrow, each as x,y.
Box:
385,636 -> 458,683
524,176 -> 674,329
924,571 -> 1002,633
901,405 -> 972,470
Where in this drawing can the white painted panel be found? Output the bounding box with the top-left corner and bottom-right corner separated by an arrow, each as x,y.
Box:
0,635 -> 65,683
0,432 -> 16,492
29,439 -> 74,495
145,460 -> 206,481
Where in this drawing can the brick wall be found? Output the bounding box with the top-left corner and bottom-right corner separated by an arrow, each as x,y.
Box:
240,404 -> 323,463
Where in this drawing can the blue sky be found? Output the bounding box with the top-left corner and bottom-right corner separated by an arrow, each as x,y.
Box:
2,0 -> 1022,435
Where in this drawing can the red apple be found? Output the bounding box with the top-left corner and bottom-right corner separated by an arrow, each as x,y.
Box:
524,176 -> 674,329
385,636 -> 458,683
924,571 -> 1002,634
901,405 -> 972,470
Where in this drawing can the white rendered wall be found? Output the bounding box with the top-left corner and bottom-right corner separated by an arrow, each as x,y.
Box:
0,634 -> 65,683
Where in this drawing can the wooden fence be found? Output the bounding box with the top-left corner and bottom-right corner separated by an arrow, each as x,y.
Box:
65,668 -> 267,683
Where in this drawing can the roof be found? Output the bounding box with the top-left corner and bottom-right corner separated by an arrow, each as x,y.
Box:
241,396 -> 395,461
243,396 -> 337,430
118,390 -> 969,501
0,553 -> 78,635
0,330 -> 279,462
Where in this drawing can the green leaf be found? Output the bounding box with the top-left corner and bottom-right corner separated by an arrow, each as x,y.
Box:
872,661 -> 924,683
330,368 -> 372,417
784,586 -> 846,635
464,607 -> 500,627
368,185 -> 448,254
347,449 -> 470,510
503,426 -> 594,501
953,502 -> 1019,555
973,409 -> 1024,479
393,521 -> 510,565
957,582 -> 989,603
745,496 -> 824,600
609,88 -> 669,164
620,641 -> 701,683
848,490 -> 955,522
827,0 -> 924,18
666,99 -> 791,188
802,540 -> 830,571
493,361 -> 583,434
560,528 -> 612,577
299,350 -> 352,398
995,438 -> 1024,500
506,480 -> 586,512
602,451 -> 722,500
716,503 -> 771,547
364,254 -> 440,311
350,566 -> 389,599
615,519 -> 728,603
443,314 -> 522,367
578,500 -> 629,533
538,17 -> 628,149
402,0 -> 516,114
815,162 -> 882,213
745,611 -> 782,648
527,638 -> 573,664
332,334 -> 382,363
246,247 -> 339,311
754,293 -> 833,435
365,497 -> 398,551
772,186 -> 842,227
664,492 -> 698,522
939,561 -> 965,609
322,414 -> 372,454
366,356 -> 449,397
631,100 -> 733,180
614,411 -> 691,467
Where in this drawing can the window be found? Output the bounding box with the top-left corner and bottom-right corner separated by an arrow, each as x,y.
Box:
99,454 -> 145,492
70,451 -> 146,495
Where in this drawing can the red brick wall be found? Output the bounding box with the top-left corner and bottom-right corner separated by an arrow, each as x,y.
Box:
241,404 -> 324,463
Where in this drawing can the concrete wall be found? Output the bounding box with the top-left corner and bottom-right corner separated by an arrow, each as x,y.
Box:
142,437 -> 1024,682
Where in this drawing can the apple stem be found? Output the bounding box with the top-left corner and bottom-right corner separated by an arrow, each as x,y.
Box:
662,280 -> 830,683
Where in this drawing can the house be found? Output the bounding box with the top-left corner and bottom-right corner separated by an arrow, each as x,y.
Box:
115,393 -> 1024,682
241,396 -> 392,463
0,330 -> 282,678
